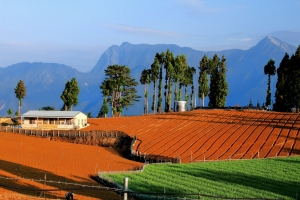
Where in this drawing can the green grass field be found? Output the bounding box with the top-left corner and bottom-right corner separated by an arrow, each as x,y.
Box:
103,156 -> 300,199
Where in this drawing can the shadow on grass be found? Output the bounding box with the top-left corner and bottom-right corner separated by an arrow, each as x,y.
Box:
176,165 -> 299,199
0,160 -> 120,199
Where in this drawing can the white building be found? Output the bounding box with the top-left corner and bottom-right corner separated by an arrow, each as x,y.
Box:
22,110 -> 87,129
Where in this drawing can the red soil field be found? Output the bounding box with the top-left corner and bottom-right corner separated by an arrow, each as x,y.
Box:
84,109 -> 300,163
1,109 -> 300,199
0,132 -> 143,199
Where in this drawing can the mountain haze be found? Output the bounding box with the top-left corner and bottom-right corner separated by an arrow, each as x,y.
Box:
0,36 -> 297,117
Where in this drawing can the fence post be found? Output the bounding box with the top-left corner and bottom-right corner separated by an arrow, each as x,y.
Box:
123,177 -> 128,200
198,191 -> 200,199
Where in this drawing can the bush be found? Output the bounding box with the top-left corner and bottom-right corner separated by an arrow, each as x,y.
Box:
1,122 -> 10,126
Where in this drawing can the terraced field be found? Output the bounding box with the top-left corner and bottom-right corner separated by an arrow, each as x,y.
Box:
85,109 -> 300,163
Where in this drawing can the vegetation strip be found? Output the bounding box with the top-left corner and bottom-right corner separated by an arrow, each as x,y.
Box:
102,156 -> 300,200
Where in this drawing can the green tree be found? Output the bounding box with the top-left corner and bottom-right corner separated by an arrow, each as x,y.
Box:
98,98 -> 109,118
208,55 -> 220,107
189,67 -> 196,110
249,98 -> 253,108
173,54 -> 188,111
86,112 -> 93,118
164,50 -> 174,112
181,66 -> 194,110
7,108 -> 12,116
274,53 -> 290,111
61,77 -> 80,111
216,55 -> 229,107
264,59 -> 276,108
198,55 -> 210,107
140,69 -> 151,115
156,52 -> 165,113
151,57 -> 160,114
208,55 -> 228,107
15,111 -> 19,117
100,64 -> 139,117
290,46 -> 300,110
39,106 -> 56,110
14,80 -> 26,117
178,55 -> 189,102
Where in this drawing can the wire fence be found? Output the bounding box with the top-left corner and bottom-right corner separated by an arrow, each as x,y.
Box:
0,173 -> 283,200
95,174 -> 281,200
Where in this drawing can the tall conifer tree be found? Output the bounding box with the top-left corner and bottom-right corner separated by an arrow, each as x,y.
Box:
264,59 -> 276,108
14,80 -> 26,117
198,55 -> 210,107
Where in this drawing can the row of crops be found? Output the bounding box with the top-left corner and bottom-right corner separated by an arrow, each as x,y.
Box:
86,110 -> 300,163
101,156 -> 300,200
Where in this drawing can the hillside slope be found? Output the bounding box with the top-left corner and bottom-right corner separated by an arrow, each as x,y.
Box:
84,109 -> 300,163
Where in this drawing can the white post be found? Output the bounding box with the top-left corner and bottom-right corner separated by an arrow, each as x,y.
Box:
124,177 -> 128,200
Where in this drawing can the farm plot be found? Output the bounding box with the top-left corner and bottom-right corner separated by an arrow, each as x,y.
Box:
103,156 -> 300,200
85,109 -> 300,162
0,132 -> 143,199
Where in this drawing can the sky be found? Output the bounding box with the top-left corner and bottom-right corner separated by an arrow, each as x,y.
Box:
0,0 -> 300,72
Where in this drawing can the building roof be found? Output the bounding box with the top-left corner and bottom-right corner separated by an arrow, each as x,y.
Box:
22,110 -> 86,118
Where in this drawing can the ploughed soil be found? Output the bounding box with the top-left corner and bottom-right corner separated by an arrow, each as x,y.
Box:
0,132 -> 143,199
83,109 -> 300,163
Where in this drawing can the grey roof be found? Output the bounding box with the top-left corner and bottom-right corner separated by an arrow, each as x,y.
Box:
22,110 -> 85,118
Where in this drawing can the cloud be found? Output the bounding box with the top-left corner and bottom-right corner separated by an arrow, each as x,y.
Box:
228,37 -> 253,42
178,0 -> 245,15
108,23 -> 185,37
180,0 -> 220,14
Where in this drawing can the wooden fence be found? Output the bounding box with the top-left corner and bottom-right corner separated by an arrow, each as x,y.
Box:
0,126 -> 127,139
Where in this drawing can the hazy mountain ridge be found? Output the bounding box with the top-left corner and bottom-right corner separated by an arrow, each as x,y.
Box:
0,36 -> 297,116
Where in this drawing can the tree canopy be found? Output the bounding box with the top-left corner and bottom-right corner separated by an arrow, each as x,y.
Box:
14,80 -> 26,117
61,77 -> 80,111
100,64 -> 140,117
264,59 -> 276,108
274,45 -> 300,111
140,69 -> 151,115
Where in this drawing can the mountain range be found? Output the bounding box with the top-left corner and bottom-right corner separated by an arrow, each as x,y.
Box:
0,36 -> 297,117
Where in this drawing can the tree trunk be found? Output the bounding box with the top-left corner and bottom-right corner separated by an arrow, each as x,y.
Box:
153,81 -> 157,114
144,85 -> 146,115
18,100 -> 21,117
202,92 -> 204,107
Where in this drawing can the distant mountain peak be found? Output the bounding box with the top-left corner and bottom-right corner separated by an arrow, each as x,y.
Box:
120,41 -> 131,47
266,35 -> 281,46
253,35 -> 296,55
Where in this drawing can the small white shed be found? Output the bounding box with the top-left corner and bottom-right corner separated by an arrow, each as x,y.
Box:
22,110 -> 87,129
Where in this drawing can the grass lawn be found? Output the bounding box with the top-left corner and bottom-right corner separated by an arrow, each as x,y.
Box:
103,156 -> 300,200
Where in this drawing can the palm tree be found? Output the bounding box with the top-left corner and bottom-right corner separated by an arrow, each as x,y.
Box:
264,59 -> 276,108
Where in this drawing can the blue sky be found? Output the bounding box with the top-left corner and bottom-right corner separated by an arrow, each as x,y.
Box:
0,0 -> 300,72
